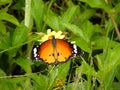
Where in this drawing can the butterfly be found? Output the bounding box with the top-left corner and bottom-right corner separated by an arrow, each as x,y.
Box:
32,36 -> 83,65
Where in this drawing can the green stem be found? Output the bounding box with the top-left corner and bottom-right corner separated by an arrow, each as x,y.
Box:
25,0 -> 31,28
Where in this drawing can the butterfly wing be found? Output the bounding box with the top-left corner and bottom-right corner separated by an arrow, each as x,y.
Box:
56,39 -> 83,63
32,38 -> 83,64
32,39 -> 56,64
56,39 -> 72,63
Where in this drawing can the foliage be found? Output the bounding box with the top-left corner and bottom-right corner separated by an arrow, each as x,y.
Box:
0,0 -> 120,90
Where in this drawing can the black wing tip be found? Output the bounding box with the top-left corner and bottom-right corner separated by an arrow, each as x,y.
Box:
72,44 -> 84,57
31,45 -> 40,61
77,46 -> 84,55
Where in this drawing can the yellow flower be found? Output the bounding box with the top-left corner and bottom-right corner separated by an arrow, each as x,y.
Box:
56,79 -> 64,87
41,29 -> 65,42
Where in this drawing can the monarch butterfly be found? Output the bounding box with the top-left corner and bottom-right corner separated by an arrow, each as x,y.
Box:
32,36 -> 83,65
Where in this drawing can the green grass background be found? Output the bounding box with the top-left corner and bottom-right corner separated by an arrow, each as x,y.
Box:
0,0 -> 120,90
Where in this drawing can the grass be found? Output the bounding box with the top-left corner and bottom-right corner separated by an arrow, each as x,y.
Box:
0,0 -> 120,90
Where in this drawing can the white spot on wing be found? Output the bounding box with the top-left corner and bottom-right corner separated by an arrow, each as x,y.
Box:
73,44 -> 77,54
33,48 -> 37,58
33,45 -> 39,60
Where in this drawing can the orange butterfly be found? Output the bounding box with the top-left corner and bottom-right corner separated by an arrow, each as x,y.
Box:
32,36 -> 83,64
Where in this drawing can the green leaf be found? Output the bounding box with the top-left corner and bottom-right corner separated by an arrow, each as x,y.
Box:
62,23 -> 91,52
77,9 -> 95,24
10,77 -> 27,89
12,0 -> 25,10
104,68 -> 116,90
31,0 -> 45,30
15,58 -> 33,73
113,3 -> 120,11
44,10 -> 60,30
76,60 -> 96,76
47,61 -> 70,90
95,55 -> 103,70
62,23 -> 85,39
96,45 -> 120,88
24,78 -> 33,90
47,67 -> 59,90
106,15 -> 120,34
31,74 -> 48,90
61,5 -> 79,23
12,24 -> 28,46
110,82 -> 120,90
108,45 -> 120,67
67,81 -> 88,90
0,0 -> 12,6
82,21 -> 102,42
0,69 -> 6,76
56,61 -> 70,80
0,20 -> 6,35
0,33 -> 11,50
116,66 -> 120,81
92,36 -> 120,50
91,36 -> 108,50
0,12 -> 19,26
0,79 -> 15,90
71,38 -> 91,53
79,0 -> 111,12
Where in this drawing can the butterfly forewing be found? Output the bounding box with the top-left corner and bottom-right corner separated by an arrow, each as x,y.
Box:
38,40 -> 56,64
56,39 -> 73,63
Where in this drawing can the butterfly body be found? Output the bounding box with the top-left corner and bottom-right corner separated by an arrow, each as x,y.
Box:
32,36 -> 83,64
